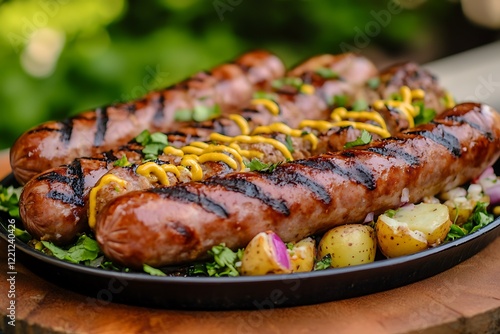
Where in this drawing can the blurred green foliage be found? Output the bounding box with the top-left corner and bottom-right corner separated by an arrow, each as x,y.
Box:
0,0 -> 496,150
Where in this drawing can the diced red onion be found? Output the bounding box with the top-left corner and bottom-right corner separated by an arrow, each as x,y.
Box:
269,232 -> 291,270
476,166 -> 495,182
484,183 -> 500,206
363,212 -> 374,223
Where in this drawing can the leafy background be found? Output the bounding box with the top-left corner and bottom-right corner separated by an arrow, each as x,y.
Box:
0,0 -> 498,150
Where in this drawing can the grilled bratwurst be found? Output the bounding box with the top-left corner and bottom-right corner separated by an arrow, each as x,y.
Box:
10,50 -> 286,185
19,53 -> 380,244
95,103 -> 500,268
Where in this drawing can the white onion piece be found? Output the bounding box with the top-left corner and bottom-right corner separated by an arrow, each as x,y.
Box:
400,188 -> 410,204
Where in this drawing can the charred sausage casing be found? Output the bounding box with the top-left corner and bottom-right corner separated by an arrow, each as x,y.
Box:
10,50 -> 286,185
95,103 -> 500,268
19,53 -> 380,245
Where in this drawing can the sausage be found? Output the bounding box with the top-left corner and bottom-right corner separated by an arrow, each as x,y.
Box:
95,103 -> 500,268
10,50 -> 286,185
19,53 -> 380,244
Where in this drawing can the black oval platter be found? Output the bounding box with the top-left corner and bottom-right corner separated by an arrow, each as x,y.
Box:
1,172 -> 499,310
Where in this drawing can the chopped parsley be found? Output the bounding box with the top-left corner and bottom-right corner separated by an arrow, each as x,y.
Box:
344,130 -> 372,148
314,67 -> 339,79
284,135 -> 295,153
332,94 -> 348,107
412,101 -> 436,125
351,99 -> 368,111
0,185 -> 23,218
384,209 -> 397,218
174,104 -> 222,122
113,155 -> 131,167
271,77 -> 303,90
143,264 -> 167,276
253,91 -> 278,101
189,244 -> 243,277
134,130 -> 169,160
446,202 -> 494,241
244,159 -> 282,173
41,234 -> 101,264
314,254 -> 332,270
367,77 -> 380,89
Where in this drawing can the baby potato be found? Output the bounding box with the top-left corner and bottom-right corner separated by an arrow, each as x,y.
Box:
240,231 -> 292,276
288,237 -> 316,273
376,203 -> 452,258
318,224 -> 377,268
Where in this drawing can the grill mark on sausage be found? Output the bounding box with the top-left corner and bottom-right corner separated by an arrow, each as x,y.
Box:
151,186 -> 228,218
294,157 -> 377,190
261,166 -> 331,205
443,115 -> 494,141
39,159 -> 86,206
367,145 -> 420,166
204,177 -> 290,216
26,118 -> 74,145
410,126 -> 461,157
94,107 -> 109,147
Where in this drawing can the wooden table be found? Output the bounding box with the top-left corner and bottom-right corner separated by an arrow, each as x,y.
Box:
2,42 -> 500,333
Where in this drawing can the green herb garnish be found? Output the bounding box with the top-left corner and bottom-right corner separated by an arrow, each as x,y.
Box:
113,155 -> 131,167
385,209 -> 397,218
285,135 -> 295,153
14,228 -> 31,243
332,94 -> 348,107
446,202 -> 494,241
174,104 -> 221,122
189,244 -> 243,277
271,77 -> 303,90
244,159 -> 281,173
413,103 -> 436,126
367,77 -> 380,89
314,67 -> 339,79
314,254 -> 332,270
0,185 -> 23,218
143,264 -> 167,276
134,130 -> 169,160
253,91 -> 278,101
344,130 -> 372,148
41,234 -> 101,264
351,99 -> 368,111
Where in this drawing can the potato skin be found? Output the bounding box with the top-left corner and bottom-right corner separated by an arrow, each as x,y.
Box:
318,224 -> 377,268
375,216 -> 428,258
288,237 -> 316,273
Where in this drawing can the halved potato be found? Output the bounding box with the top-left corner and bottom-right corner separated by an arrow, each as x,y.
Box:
240,231 -> 292,276
376,203 -> 452,258
288,237 -> 316,273
318,224 -> 377,268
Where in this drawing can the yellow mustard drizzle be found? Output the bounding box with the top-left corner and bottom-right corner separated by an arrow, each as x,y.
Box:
372,86 -> 424,129
331,108 -> 388,131
300,84 -> 315,95
443,91 -> 455,109
299,86 -> 426,138
209,133 -> 293,161
163,146 -> 184,157
88,174 -> 127,229
252,122 -> 318,150
180,155 -> 203,181
229,142 -> 264,160
136,162 -> 170,186
229,114 -> 251,135
251,98 -> 280,115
